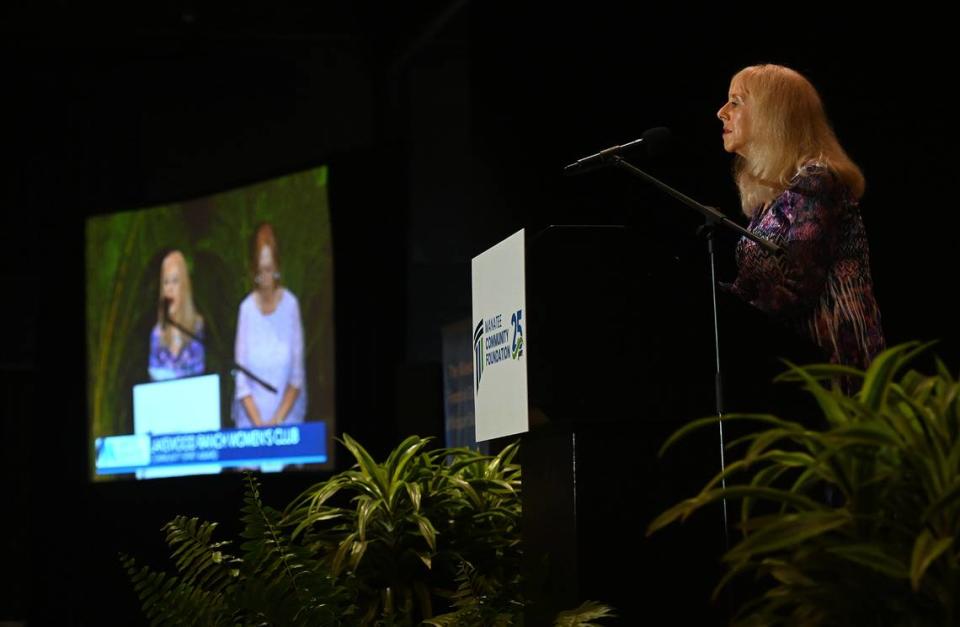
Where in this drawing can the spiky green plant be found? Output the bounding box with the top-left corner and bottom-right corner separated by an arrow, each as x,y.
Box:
284,434 -> 523,625
648,342 -> 960,626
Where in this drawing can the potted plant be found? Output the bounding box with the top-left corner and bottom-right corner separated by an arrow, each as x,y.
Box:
647,342 -> 960,625
125,435 -> 615,625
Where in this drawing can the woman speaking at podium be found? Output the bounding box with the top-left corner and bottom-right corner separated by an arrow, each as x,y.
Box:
148,250 -> 206,381
232,223 -> 307,428
717,64 -> 885,377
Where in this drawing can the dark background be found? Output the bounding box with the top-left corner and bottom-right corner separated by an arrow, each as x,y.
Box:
3,3 -> 956,623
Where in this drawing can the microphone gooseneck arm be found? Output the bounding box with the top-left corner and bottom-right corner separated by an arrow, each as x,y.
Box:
608,156 -> 782,255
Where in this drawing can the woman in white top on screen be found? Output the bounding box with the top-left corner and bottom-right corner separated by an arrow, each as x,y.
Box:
233,223 -> 307,428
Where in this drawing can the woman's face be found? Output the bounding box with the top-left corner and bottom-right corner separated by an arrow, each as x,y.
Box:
161,256 -> 182,313
717,82 -> 751,156
256,245 -> 278,292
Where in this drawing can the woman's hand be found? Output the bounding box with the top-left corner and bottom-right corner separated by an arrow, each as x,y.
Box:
268,385 -> 301,426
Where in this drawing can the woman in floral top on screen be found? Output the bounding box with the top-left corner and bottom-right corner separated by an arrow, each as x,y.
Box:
148,250 -> 206,381
717,64 -> 885,375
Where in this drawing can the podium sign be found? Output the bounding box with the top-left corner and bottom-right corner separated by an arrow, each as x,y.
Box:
471,229 -> 528,441
133,374 -> 222,435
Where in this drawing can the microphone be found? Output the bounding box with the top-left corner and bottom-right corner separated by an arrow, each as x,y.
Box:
563,126 -> 671,175
162,298 -> 172,328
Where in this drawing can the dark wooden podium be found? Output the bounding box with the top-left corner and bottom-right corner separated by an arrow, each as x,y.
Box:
518,225 -> 823,624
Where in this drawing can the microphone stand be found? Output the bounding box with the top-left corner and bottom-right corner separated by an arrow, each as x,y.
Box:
607,155 -> 782,550
163,312 -> 278,394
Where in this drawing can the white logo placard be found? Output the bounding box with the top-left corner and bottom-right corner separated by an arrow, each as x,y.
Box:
471,229 -> 528,441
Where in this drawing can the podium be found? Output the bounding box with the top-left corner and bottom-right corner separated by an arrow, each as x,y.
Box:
472,225 -> 824,624
132,373 -> 222,478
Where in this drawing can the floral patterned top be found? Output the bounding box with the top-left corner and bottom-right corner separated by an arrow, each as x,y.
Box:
148,322 -> 206,381
724,164 -> 885,371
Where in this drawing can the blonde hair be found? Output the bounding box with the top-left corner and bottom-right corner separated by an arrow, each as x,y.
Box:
157,250 -> 203,348
730,64 -> 865,216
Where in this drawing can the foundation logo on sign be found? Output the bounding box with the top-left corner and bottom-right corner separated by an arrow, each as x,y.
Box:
474,309 -> 523,392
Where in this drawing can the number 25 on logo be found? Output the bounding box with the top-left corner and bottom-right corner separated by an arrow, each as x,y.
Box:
511,309 -> 524,359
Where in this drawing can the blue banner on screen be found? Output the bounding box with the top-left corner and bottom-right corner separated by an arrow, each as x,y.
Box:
95,422 -> 327,475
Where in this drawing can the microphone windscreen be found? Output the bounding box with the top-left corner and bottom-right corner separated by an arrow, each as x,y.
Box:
642,126 -> 672,157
